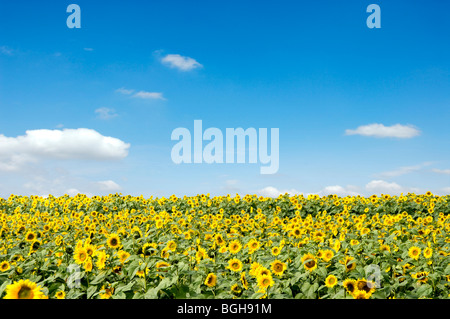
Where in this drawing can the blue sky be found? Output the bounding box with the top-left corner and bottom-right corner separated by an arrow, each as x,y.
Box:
0,0 -> 449,197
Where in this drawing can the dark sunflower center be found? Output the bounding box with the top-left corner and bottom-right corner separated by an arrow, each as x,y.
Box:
358,281 -> 371,292
305,260 -> 315,268
274,264 -> 283,272
18,286 -> 32,299
110,238 -> 118,246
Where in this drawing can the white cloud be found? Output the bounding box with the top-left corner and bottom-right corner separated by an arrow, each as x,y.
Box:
377,162 -> 433,178
96,180 -> 121,191
0,128 -> 130,171
345,123 -> 420,138
161,54 -> 203,71
66,188 -> 81,197
133,91 -> 166,100
364,180 -> 421,195
116,87 -> 135,95
20,173 -> 117,198
365,180 -> 402,193
316,185 -> 360,197
257,186 -> 301,197
432,168 -> 450,175
95,107 -> 118,120
116,88 -> 165,100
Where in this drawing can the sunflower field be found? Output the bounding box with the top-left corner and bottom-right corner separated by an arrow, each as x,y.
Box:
0,192 -> 449,299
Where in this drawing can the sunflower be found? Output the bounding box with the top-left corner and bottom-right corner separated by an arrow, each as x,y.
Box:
0,261 -> 10,272
317,250 -> 324,259
215,234 -> 226,246
240,272 -> 249,290
411,271 -> 429,283
423,247 -> 432,259
352,290 -> 371,299
270,260 -> 287,277
55,235 -> 63,246
29,240 -> 41,254
117,250 -> 130,263
228,258 -> 243,272
231,283 -> 242,296
161,248 -> 171,259
94,250 -> 107,269
195,246 -> 207,261
3,279 -> 44,299
325,274 -> 338,288
99,285 -> 114,299
84,258 -> 93,272
141,243 -> 157,257
85,244 -> 96,256
136,267 -> 150,278
257,266 -> 271,278
55,291 -> 66,299
271,246 -> 281,256
301,253 -> 317,272
166,240 -> 177,251
218,246 -> 227,253
343,279 -> 357,294
113,265 -> 122,275
408,246 -> 421,260
341,256 -> 356,272
356,278 -> 376,294
257,274 -> 274,290
228,240 -> 242,254
204,273 -> 217,288
73,247 -> 89,265
380,244 -> 390,252
291,227 -> 302,238
333,239 -> 341,251
156,261 -> 170,271
24,231 -> 36,242
107,234 -> 121,249
249,262 -> 263,277
247,239 -> 260,252
322,249 -> 334,262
